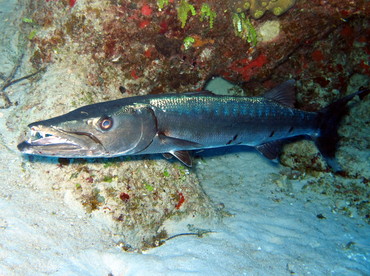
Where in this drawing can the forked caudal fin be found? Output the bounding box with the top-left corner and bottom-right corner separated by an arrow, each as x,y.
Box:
316,88 -> 369,172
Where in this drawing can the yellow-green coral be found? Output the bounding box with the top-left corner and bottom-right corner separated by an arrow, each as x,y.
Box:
233,1 -> 251,13
239,0 -> 296,19
177,0 -> 196,28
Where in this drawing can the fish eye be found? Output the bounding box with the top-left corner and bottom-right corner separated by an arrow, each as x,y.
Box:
99,116 -> 113,130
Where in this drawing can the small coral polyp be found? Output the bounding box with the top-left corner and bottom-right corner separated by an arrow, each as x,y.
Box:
241,0 -> 296,19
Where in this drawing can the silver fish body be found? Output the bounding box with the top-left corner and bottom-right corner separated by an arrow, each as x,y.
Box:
141,93 -> 318,152
17,80 -> 369,169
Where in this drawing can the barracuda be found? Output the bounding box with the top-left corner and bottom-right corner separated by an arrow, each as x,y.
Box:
17,80 -> 369,170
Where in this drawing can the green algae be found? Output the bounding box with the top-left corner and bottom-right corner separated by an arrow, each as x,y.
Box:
177,0 -> 196,28
200,3 -> 217,29
232,12 -> 258,46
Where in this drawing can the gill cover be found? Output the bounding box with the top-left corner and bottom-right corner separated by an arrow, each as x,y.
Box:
104,104 -> 157,156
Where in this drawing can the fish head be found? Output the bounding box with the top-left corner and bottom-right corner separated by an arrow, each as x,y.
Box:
17,102 -> 157,158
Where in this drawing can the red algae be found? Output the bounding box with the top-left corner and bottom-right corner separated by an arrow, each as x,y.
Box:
141,4 -> 152,16
69,0 -> 76,8
119,192 -> 130,202
175,192 -> 185,209
139,19 -> 151,29
229,55 -> 268,82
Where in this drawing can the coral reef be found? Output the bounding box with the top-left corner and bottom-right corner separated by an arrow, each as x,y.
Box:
27,0 -> 369,89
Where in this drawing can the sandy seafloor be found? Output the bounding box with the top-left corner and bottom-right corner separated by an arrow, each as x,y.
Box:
1,1 -> 370,276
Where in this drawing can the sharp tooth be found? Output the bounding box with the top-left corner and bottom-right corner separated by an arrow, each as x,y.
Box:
31,129 -> 37,137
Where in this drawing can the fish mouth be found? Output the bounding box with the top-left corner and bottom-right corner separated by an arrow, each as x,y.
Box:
17,125 -> 104,157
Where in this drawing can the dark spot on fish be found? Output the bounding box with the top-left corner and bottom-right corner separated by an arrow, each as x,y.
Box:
226,134 -> 238,145
269,130 -> 275,137
288,126 -> 294,133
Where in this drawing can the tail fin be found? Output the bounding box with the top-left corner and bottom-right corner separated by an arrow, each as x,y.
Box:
316,89 -> 369,172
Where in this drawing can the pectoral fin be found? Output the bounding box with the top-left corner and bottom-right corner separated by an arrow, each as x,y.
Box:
170,150 -> 192,167
157,134 -> 200,166
162,151 -> 192,167
158,134 -> 202,148
162,153 -> 173,160
256,140 -> 284,160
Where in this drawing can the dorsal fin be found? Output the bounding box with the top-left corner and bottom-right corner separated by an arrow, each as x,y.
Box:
263,80 -> 296,107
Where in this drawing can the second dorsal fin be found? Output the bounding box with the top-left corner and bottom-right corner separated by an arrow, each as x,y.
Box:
263,80 -> 296,107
